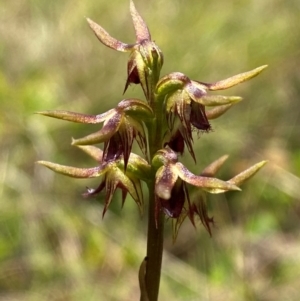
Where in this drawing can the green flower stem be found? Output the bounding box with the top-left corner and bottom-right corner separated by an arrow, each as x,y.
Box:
143,79 -> 165,301
145,181 -> 165,301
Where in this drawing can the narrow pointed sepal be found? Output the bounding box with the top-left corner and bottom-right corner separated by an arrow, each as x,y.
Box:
195,95 -> 242,106
72,113 -> 122,145
175,162 -> 241,193
206,65 -> 268,91
130,0 -> 151,42
75,145 -> 103,163
36,161 -> 105,178
72,132 -> 109,146
200,155 -> 229,177
87,18 -> 134,52
206,104 -> 234,120
228,161 -> 267,187
36,110 -> 107,124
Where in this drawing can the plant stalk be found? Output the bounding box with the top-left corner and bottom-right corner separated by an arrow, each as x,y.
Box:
142,80 -> 165,301
145,182 -> 165,301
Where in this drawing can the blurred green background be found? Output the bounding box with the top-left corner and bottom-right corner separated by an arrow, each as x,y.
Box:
1,0 -> 300,300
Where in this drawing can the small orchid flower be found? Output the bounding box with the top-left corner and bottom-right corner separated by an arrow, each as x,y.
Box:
157,66 -> 267,160
87,0 -> 163,100
38,145 -> 151,217
37,99 -> 153,169
153,148 -> 267,239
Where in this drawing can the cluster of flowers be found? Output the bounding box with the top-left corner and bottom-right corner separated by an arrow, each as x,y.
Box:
38,0 -> 267,238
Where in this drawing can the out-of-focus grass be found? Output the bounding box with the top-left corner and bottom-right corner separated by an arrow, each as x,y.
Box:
0,0 -> 299,300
